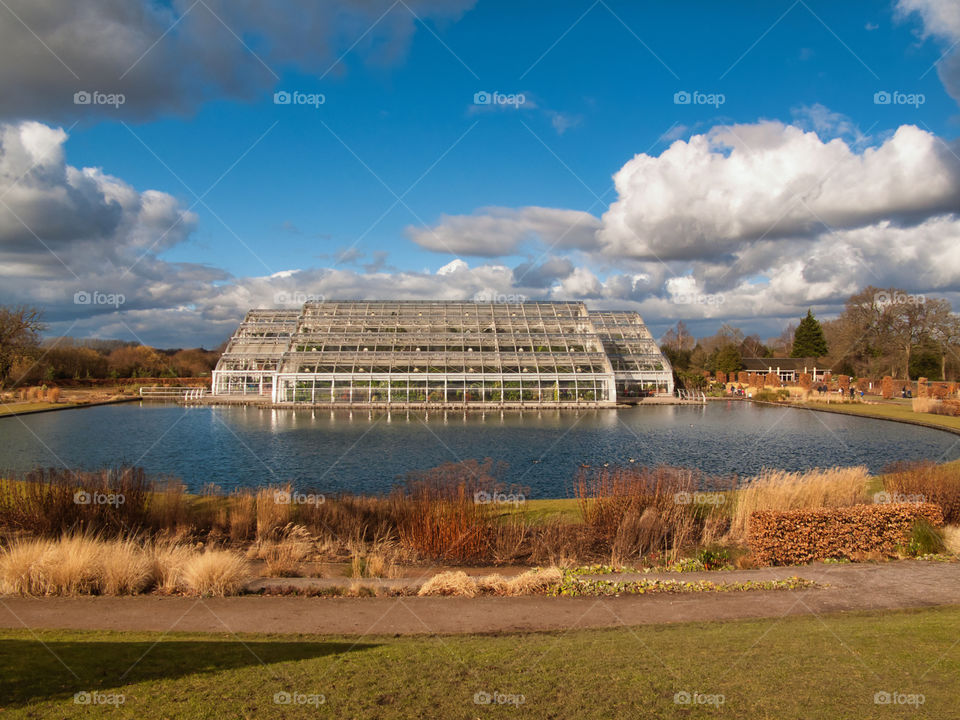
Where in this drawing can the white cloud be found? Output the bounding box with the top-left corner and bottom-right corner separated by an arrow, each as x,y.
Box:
436,258 -> 468,275
597,122 -> 960,261
406,206 -> 602,256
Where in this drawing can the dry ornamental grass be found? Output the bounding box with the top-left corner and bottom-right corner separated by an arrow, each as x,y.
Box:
0,535 -> 251,597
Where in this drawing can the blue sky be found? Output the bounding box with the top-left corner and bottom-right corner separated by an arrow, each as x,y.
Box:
1,0 -> 960,346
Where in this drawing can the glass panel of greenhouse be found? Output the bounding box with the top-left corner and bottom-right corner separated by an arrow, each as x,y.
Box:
212,301 -> 673,405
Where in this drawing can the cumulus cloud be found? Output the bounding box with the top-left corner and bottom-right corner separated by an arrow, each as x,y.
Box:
406,205 -> 602,256
0,120 -> 197,276
0,0 -> 475,121
597,122 -> 960,261
0,119 -> 225,338
897,0 -> 960,105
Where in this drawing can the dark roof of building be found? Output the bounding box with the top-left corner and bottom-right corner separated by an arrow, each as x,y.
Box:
741,357 -> 830,372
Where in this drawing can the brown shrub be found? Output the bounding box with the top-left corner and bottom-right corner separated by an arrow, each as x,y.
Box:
391,459 -> 517,563
575,465 -> 729,563
748,503 -> 943,566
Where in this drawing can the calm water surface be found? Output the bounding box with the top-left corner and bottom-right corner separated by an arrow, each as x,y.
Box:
1,401 -> 958,497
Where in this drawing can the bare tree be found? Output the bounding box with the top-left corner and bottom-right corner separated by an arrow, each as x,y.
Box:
0,305 -> 46,387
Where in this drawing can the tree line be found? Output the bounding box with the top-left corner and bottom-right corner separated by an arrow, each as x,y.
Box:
0,306 -> 220,388
660,286 -> 960,387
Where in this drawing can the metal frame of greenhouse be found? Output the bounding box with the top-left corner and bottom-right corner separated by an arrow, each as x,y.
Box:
211,301 -> 673,406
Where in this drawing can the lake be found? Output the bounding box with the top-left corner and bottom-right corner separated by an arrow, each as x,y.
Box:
1,401 -> 957,497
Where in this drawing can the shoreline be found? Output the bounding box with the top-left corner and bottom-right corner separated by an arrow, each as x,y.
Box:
0,396 -> 140,419
761,400 -> 960,438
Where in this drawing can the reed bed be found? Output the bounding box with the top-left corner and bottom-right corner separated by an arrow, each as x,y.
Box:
884,461 -> 960,524
1,460 -> 956,572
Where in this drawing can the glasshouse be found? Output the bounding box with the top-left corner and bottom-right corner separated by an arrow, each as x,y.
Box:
211,301 -> 673,406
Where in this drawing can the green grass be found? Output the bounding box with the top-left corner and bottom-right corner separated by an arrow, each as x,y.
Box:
497,497 -> 583,524
799,401 -> 960,434
0,402 -> 77,417
2,606 -> 959,718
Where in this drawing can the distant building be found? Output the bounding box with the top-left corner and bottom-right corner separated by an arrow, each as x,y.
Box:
740,357 -> 831,384
211,300 -> 674,406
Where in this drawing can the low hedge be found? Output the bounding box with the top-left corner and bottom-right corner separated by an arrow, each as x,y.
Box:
748,503 -> 943,566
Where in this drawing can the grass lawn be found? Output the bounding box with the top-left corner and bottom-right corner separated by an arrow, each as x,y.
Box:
498,497 -> 583,523
2,606 -> 958,718
0,402 -> 78,417
798,401 -> 960,434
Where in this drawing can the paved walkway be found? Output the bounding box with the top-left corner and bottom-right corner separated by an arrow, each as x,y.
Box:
1,561 -> 957,636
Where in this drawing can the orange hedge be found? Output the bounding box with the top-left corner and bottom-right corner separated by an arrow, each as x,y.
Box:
748,503 -> 943,566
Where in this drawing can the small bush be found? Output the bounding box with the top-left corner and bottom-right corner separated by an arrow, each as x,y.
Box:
151,541 -> 194,594
417,570 -> 476,597
100,538 -> 154,594
180,550 -> 252,596
0,539 -> 50,595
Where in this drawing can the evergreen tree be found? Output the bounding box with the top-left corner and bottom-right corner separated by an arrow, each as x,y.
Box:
790,310 -> 828,358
